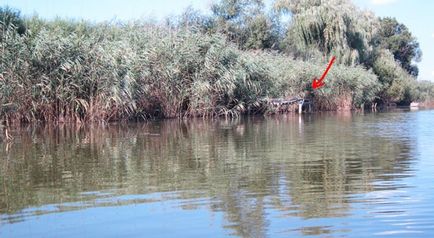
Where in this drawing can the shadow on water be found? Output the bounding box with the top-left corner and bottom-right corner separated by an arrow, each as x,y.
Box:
0,111 -> 419,237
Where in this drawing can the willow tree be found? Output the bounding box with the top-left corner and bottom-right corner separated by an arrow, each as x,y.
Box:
275,0 -> 378,65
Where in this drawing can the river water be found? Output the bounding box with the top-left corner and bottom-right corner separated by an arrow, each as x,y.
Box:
1,110 -> 434,237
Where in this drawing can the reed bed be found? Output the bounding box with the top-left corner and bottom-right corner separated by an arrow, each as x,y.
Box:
0,20 -> 390,123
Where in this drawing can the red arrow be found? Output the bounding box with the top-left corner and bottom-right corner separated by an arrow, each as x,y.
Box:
312,56 -> 336,89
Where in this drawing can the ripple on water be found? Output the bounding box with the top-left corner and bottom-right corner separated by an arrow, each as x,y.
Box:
1,111 -> 434,237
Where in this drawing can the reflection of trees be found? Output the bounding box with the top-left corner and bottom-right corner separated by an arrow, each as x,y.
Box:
0,113 -> 416,236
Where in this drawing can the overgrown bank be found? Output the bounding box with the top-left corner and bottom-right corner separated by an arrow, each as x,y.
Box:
1,1 -> 434,124
0,22 -> 378,122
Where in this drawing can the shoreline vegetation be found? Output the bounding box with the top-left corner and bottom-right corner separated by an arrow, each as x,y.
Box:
1,0 -> 434,126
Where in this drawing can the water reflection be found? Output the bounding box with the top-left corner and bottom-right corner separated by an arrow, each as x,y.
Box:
0,111 -> 423,237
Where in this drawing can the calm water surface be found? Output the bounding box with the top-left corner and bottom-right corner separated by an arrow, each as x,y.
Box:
1,110 -> 434,237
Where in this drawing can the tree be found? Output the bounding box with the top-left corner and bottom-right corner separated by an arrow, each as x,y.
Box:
175,7 -> 214,33
373,17 -> 421,76
210,0 -> 279,50
274,0 -> 378,65
243,13 -> 280,49
0,6 -> 26,35
372,50 -> 414,104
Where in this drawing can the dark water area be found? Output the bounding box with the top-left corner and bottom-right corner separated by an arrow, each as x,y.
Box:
1,110 -> 434,237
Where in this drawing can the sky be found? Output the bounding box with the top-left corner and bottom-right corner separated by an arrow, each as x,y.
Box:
2,0 -> 433,82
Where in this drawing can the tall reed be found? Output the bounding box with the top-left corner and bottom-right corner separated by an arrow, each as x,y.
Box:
0,19 -> 385,123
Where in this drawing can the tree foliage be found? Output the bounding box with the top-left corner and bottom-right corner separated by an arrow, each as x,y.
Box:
274,0 -> 378,65
271,0 -> 425,105
209,0 -> 280,50
0,6 -> 26,35
373,17 -> 422,76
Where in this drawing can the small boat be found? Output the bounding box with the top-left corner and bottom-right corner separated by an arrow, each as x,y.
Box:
410,102 -> 420,110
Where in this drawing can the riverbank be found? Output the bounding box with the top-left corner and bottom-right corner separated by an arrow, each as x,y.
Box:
1,6 -> 434,124
1,21 -> 379,123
